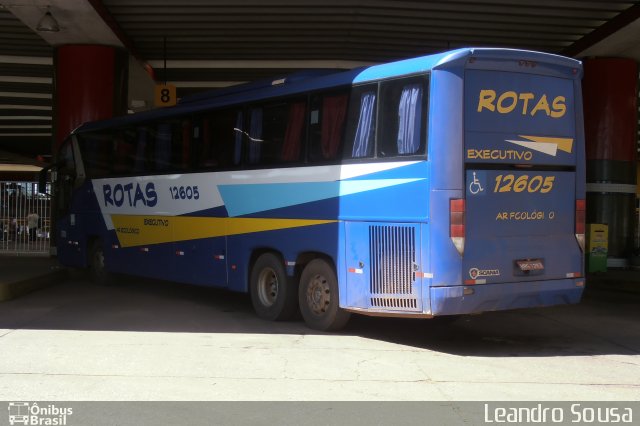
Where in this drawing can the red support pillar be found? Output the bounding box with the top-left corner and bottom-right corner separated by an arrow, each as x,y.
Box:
582,58 -> 638,258
54,45 -> 128,149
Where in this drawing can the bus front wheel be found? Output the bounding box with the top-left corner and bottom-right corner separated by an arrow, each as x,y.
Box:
299,259 -> 350,331
250,253 -> 297,321
88,239 -> 109,285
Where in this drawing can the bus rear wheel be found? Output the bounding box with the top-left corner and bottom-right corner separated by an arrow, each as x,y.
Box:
299,259 -> 350,331
250,253 -> 297,321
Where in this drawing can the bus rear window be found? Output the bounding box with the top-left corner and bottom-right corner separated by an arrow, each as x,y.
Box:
378,76 -> 428,158
343,75 -> 428,160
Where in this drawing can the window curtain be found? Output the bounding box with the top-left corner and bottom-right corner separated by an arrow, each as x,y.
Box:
234,111 -> 243,165
134,127 -> 147,173
156,123 -> 172,170
321,94 -> 348,159
248,108 -> 263,164
352,91 -> 376,158
281,101 -> 306,162
397,83 -> 422,155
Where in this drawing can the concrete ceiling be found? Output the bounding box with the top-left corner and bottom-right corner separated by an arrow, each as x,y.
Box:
1,0 -> 640,159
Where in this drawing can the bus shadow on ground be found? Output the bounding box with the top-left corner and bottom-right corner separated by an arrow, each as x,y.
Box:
346,285 -> 640,357
2,274 -> 639,358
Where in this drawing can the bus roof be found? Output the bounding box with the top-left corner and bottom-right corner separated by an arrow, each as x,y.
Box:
353,47 -> 581,83
76,47 -> 581,135
76,66 -> 364,134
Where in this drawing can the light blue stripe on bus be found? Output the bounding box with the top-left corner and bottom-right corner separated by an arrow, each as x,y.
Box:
218,179 -> 423,217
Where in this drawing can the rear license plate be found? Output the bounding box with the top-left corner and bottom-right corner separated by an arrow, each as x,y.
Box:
517,259 -> 545,272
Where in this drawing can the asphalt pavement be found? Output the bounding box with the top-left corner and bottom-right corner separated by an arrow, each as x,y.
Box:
0,259 -> 638,401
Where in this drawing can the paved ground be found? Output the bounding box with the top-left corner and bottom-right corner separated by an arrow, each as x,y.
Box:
0,255 -> 62,301
0,271 -> 639,401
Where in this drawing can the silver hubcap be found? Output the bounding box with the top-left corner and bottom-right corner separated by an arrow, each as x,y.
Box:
94,249 -> 104,272
306,273 -> 330,315
257,268 -> 279,307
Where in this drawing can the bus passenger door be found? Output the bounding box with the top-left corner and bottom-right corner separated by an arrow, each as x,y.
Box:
54,138 -> 86,267
344,222 -> 423,313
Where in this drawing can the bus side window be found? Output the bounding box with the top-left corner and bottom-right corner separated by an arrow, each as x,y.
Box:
232,111 -> 243,166
378,76 -> 428,158
247,107 -> 263,165
78,132 -> 112,178
280,99 -> 306,163
113,129 -> 135,175
154,119 -> 191,172
199,109 -> 241,170
180,119 -> 192,170
155,123 -> 172,171
246,98 -> 306,167
308,91 -> 348,163
344,85 -> 377,159
59,139 -> 75,172
192,118 -> 204,168
133,126 -> 150,173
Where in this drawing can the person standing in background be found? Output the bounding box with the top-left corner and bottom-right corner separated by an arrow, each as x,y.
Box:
27,211 -> 39,242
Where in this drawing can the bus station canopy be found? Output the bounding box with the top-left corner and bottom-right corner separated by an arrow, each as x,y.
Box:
1,0 -> 640,158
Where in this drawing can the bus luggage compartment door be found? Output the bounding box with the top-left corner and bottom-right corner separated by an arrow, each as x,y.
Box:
463,169 -> 581,284
344,222 -> 423,312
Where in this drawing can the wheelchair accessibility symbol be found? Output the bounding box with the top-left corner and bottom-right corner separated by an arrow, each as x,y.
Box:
469,171 -> 484,195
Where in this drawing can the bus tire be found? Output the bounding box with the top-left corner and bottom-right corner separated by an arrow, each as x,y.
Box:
299,259 -> 350,331
250,253 -> 297,321
88,239 -> 109,285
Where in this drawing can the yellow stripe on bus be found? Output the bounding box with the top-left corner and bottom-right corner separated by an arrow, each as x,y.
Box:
110,215 -> 336,248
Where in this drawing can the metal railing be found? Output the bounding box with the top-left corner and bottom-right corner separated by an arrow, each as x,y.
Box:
0,181 -> 51,255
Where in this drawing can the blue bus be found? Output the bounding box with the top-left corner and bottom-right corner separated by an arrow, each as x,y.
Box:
42,48 -> 585,330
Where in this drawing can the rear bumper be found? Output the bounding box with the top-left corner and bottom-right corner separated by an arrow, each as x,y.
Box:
430,279 -> 584,316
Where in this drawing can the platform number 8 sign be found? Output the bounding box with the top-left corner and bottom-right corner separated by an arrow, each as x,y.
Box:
155,84 -> 177,107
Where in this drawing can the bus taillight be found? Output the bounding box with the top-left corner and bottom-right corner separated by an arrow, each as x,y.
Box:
575,199 -> 585,252
450,198 -> 465,256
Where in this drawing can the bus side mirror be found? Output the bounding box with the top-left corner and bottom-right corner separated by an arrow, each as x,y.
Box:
38,164 -> 53,195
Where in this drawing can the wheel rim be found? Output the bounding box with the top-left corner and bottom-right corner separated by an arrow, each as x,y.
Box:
257,267 -> 279,307
94,248 -> 104,272
306,273 -> 331,315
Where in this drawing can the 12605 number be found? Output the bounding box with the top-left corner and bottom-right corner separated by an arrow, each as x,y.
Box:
494,175 -> 554,193
169,185 -> 200,200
